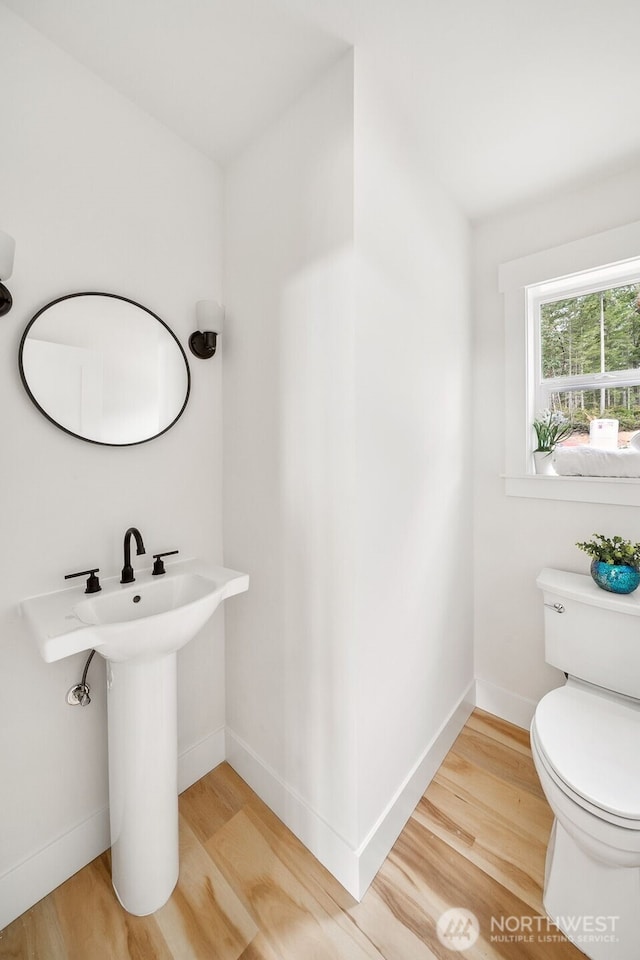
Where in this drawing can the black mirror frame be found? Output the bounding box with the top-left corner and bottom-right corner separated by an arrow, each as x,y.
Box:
18,292 -> 191,447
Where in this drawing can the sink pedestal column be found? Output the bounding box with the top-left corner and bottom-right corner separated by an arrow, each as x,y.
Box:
106,652 -> 179,915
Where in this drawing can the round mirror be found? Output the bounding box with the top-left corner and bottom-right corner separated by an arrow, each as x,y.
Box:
19,293 -> 190,446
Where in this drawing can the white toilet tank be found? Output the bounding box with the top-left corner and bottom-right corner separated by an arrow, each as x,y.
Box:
537,568 -> 640,700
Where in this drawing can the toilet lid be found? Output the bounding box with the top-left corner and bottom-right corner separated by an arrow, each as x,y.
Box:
533,683 -> 640,821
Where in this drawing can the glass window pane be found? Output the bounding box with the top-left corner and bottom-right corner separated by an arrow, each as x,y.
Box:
604,283 -> 640,372
540,293 -> 602,378
540,283 -> 640,380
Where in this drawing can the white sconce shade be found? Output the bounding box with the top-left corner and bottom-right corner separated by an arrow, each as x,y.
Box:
189,300 -> 224,359
0,229 -> 15,280
0,229 -> 15,316
196,300 -> 224,334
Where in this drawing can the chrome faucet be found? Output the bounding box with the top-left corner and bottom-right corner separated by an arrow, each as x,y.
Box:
121,527 -> 146,584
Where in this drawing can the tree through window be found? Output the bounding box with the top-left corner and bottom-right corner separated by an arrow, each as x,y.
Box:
538,280 -> 640,445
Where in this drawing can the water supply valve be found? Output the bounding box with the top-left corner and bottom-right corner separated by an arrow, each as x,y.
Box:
66,683 -> 91,706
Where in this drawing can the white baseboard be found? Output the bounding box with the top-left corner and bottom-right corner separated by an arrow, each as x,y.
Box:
226,681 -> 475,901
225,727 -> 361,896
474,678 -> 537,729
356,682 -> 475,896
0,806 -> 110,932
177,726 -> 226,794
0,726 -> 226,931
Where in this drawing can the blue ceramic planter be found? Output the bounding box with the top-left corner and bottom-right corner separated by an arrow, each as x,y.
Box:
590,560 -> 640,594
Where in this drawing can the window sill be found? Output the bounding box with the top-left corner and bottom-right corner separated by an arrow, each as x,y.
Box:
503,474 -> 640,506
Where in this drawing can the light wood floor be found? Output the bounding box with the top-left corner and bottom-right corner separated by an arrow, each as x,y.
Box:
0,710 -> 584,959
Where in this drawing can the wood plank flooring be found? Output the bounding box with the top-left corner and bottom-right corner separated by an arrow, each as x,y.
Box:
0,710 -> 585,959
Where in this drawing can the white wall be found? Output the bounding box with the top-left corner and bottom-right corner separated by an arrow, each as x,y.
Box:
224,52 -> 359,852
473,165 -> 640,723
224,49 -> 474,896
353,54 -> 474,846
0,6 -> 224,926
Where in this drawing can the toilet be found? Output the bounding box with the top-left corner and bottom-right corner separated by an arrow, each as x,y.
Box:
533,568 -> 640,960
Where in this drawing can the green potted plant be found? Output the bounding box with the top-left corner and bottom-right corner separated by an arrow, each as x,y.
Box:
532,409 -> 573,474
576,533 -> 640,594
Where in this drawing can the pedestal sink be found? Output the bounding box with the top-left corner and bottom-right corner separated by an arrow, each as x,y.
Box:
21,558 -> 248,915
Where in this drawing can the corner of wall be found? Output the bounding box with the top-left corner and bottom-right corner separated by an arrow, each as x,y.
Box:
474,679 -> 537,730
226,682 -> 474,901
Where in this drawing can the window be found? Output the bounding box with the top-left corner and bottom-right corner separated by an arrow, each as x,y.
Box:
499,219 -> 640,505
531,260 -> 640,449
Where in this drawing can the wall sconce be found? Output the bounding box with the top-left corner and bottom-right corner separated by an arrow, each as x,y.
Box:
0,229 -> 15,317
189,300 -> 224,359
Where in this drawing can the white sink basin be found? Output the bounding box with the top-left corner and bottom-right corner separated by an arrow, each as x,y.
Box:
21,558 -> 249,663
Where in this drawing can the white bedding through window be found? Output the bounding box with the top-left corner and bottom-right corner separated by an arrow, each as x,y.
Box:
553,446 -> 640,478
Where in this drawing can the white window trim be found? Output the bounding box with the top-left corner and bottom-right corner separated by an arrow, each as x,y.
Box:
499,218 -> 640,506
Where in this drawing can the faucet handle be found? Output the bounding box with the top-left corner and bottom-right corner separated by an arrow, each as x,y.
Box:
152,550 -> 179,576
65,568 -> 101,594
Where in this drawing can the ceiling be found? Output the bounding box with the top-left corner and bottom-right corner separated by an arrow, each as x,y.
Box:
5,0 -> 640,220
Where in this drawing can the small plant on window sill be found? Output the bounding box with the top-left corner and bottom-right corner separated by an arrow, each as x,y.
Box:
576,533 -> 640,567
532,409 -> 573,452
